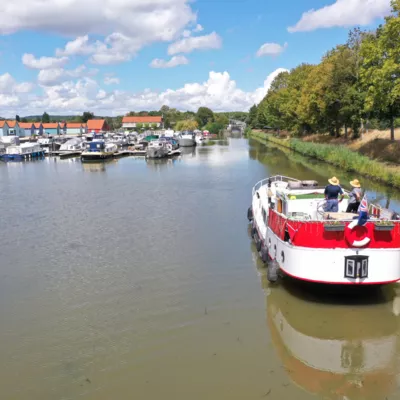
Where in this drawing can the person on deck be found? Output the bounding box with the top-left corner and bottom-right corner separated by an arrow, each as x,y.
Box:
346,179 -> 362,213
324,176 -> 344,213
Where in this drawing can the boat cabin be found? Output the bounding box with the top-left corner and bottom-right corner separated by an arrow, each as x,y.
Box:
85,142 -> 106,152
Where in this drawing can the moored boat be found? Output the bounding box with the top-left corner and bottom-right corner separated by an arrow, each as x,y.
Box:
248,175 -> 400,285
81,137 -> 117,162
146,140 -> 172,159
178,131 -> 196,147
2,143 -> 45,161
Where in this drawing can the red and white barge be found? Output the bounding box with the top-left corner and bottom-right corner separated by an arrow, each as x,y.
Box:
248,176 -> 400,285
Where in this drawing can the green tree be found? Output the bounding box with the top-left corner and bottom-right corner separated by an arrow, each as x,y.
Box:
82,112 -> 95,123
42,112 -> 50,123
196,107 -> 214,128
214,114 -> 229,126
15,115 -> 20,122
151,123 -> 158,130
136,123 -> 143,130
175,120 -> 199,131
360,1 -> 400,140
247,105 -> 258,128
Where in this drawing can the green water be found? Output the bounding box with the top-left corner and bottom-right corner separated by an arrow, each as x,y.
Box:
0,138 -> 399,400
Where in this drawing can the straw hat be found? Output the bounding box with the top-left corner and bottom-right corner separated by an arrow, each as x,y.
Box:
328,176 -> 340,186
350,179 -> 361,188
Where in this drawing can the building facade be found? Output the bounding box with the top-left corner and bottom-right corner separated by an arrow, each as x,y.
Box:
87,119 -> 110,133
18,122 -> 35,136
122,116 -> 163,130
42,123 -> 60,135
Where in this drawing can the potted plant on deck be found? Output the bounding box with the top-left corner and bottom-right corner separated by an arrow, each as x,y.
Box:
374,220 -> 395,231
324,220 -> 346,232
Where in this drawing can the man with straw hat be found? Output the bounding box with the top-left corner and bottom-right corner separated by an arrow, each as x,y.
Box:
346,179 -> 362,213
324,176 -> 344,212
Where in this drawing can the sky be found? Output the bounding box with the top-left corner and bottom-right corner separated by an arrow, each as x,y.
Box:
0,0 -> 392,117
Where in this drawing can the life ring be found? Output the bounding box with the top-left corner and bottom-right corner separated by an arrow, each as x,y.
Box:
345,220 -> 372,248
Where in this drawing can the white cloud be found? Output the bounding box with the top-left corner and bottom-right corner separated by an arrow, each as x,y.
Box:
38,65 -> 98,86
150,55 -> 189,69
256,42 -> 287,57
0,68 -> 286,116
193,24 -> 204,32
3,0 -> 197,65
288,0 -> 391,32
253,68 -> 289,103
22,53 -> 69,69
182,30 -> 192,38
168,32 -> 222,55
104,76 -> 120,85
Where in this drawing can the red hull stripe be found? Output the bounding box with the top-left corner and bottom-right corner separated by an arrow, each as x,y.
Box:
268,209 -> 400,249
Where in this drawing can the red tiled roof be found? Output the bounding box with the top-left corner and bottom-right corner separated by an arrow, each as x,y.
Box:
0,121 -> 7,128
34,123 -> 42,128
42,123 -> 59,129
19,122 -> 34,129
122,116 -> 162,123
5,120 -> 17,128
66,123 -> 83,128
87,119 -> 107,130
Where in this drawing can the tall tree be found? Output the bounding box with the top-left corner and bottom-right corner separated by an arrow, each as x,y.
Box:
82,112 -> 94,123
247,105 -> 258,128
42,112 -> 50,123
15,115 -> 20,122
196,107 -> 214,128
360,1 -> 400,140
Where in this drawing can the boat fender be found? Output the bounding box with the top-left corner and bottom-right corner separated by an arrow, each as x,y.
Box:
281,251 -> 285,264
345,220 -> 372,248
255,233 -> 262,252
247,207 -> 253,221
251,223 -> 257,238
260,245 -> 268,263
267,260 -> 280,283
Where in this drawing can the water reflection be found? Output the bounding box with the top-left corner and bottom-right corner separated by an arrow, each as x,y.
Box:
266,282 -> 400,400
248,234 -> 400,400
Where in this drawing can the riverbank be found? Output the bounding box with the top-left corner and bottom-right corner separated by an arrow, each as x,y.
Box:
250,131 -> 400,188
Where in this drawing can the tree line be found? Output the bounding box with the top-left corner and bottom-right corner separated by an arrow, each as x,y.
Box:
9,106 -> 241,134
248,0 -> 400,141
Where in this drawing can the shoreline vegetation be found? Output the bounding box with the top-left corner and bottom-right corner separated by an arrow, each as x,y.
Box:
250,130 -> 400,189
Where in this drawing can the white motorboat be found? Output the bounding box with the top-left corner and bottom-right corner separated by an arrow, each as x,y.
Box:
146,140 -> 172,159
178,131 -> 196,147
59,138 -> 85,152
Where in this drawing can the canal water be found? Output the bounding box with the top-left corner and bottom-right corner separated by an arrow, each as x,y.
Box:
1,138 -> 400,400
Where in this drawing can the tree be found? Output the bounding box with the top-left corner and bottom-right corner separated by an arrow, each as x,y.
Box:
42,112 -> 50,123
196,107 -> 214,128
247,105 -> 258,128
143,123 -> 150,130
359,2 -> 400,140
214,113 -> 229,126
82,112 -> 94,123
136,123 -> 143,130
175,120 -> 199,131
21,117 -> 28,123
15,115 -> 20,122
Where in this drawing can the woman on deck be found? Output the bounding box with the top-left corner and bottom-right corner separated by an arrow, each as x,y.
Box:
346,179 -> 362,213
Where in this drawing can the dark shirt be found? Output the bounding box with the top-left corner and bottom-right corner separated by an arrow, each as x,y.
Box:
324,184 -> 343,200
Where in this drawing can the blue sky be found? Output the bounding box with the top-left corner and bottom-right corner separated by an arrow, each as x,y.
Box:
0,0 -> 391,116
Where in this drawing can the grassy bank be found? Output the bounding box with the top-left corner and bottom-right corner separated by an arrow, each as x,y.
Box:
250,131 -> 400,188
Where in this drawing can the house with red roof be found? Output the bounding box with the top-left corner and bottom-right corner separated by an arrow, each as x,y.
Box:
19,122 -> 35,136
5,121 -> 25,136
66,123 -> 87,135
122,116 -> 163,130
87,119 -> 110,133
0,121 -> 10,136
42,123 -> 61,135
34,123 -> 43,136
